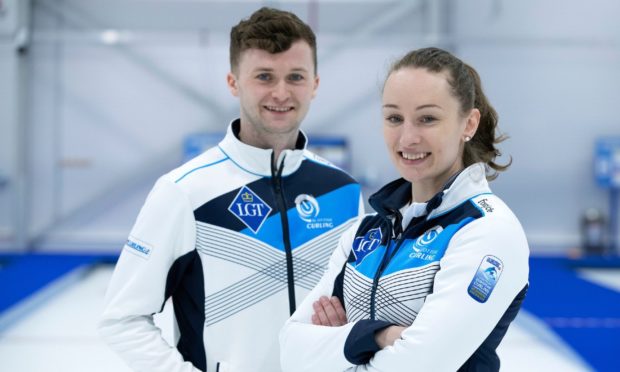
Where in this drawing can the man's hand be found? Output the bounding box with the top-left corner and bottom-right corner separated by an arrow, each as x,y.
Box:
311,296 -> 347,326
374,325 -> 406,349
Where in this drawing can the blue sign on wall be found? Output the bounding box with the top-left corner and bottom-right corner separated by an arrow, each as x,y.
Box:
595,137 -> 620,188
183,132 -> 224,162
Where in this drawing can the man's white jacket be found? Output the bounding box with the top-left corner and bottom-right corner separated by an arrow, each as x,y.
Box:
99,120 -> 363,372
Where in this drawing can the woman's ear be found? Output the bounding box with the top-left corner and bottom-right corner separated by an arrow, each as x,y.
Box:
465,108 -> 481,138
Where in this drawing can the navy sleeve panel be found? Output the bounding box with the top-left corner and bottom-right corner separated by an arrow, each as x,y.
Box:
431,200 -> 484,229
344,319 -> 395,365
164,251 -> 207,371
457,284 -> 528,372
284,160 -> 357,197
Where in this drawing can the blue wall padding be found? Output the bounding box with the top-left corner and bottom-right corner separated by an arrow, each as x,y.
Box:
0,253 -> 118,314
524,257 -> 620,371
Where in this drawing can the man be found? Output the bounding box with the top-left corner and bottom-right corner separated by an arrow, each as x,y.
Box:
98,7 -> 363,372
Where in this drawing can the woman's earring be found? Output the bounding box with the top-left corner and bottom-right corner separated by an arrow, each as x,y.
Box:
464,136 -> 471,142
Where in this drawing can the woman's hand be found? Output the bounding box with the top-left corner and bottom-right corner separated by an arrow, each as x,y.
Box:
374,325 -> 406,349
311,296 -> 347,326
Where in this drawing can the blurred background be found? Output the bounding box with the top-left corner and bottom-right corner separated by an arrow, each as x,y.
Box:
0,0 -> 619,371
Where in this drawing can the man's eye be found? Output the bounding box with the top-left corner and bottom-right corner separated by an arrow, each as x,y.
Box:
288,73 -> 304,82
257,73 -> 271,81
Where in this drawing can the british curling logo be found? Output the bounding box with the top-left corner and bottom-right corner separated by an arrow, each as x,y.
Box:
415,225 -> 443,247
409,225 -> 443,260
228,186 -> 272,234
295,194 -> 319,222
295,194 -> 334,229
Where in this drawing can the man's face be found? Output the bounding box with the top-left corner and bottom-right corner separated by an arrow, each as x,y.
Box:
227,41 -> 319,149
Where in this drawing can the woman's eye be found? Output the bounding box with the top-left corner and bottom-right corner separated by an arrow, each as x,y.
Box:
386,115 -> 403,124
288,73 -> 304,82
420,115 -> 437,124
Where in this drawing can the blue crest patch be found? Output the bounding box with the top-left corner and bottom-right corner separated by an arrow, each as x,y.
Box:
228,186 -> 272,234
352,228 -> 382,265
468,255 -> 504,303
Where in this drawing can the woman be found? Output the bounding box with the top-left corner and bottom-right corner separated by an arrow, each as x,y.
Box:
279,47 -> 529,372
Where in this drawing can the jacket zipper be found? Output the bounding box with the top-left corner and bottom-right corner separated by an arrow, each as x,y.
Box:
271,154 -> 296,315
367,175 -> 456,320
368,212 -> 414,319
369,232 -> 406,319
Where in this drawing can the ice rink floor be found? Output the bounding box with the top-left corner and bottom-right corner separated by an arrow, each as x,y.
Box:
0,258 -> 618,371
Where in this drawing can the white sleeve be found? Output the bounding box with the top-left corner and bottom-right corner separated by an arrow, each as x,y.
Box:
354,216 -> 529,372
280,218 -> 366,372
98,177 -> 200,372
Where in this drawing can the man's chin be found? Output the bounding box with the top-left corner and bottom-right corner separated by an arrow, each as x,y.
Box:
263,121 -> 301,134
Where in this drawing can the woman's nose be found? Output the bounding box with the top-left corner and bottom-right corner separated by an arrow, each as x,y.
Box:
399,123 -> 421,146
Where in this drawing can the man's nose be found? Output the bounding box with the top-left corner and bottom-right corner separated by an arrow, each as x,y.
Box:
272,80 -> 290,101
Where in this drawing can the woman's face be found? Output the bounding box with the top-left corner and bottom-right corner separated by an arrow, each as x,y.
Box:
382,67 -> 479,201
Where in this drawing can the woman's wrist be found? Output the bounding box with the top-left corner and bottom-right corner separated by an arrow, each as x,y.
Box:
375,325 -> 405,349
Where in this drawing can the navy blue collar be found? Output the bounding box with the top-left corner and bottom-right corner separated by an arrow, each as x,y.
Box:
369,169 -> 465,220
231,119 -> 307,149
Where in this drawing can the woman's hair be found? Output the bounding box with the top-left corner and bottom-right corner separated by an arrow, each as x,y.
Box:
229,7 -> 317,74
386,47 -> 510,179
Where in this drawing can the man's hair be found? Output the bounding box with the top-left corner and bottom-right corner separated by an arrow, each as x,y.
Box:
229,7 -> 317,74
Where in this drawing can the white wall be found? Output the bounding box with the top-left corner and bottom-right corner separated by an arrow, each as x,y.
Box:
0,41 -> 18,249
454,0 -> 620,249
0,0 -> 30,251
11,0 -> 620,252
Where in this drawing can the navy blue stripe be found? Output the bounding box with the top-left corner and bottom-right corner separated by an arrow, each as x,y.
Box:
194,160 -> 358,231
458,285 -> 528,371
165,250 -> 206,370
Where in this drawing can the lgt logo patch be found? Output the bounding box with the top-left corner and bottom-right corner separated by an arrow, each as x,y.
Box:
228,186 -> 272,234
352,228 -> 382,265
